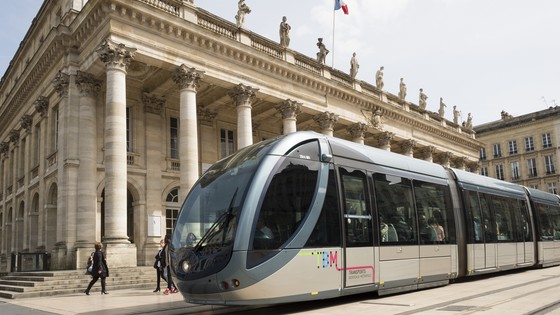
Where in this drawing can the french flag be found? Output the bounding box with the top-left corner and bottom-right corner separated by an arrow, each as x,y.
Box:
334,0 -> 349,15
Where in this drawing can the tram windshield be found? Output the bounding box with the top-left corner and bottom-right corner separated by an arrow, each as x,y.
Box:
173,139 -> 275,251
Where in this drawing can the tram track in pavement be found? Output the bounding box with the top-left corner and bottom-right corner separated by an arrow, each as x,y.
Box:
392,270 -> 560,315
225,267 -> 560,315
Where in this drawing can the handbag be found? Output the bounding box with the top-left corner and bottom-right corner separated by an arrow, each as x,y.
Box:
153,259 -> 158,269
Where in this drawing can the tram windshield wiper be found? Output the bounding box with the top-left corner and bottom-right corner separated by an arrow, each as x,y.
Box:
193,188 -> 238,252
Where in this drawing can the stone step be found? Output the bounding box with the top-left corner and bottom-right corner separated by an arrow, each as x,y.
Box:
0,266 -> 158,299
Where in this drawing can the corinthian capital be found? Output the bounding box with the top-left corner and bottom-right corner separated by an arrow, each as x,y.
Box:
0,142 -> 8,156
96,39 -> 137,71
172,65 -> 204,91
76,71 -> 101,97
313,111 -> 339,131
34,96 -> 49,117
347,122 -> 368,139
53,71 -> 70,97
228,83 -> 258,107
142,92 -> 166,115
276,99 -> 302,119
21,115 -> 33,132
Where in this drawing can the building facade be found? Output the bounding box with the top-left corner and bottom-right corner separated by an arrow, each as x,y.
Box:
475,108 -> 560,193
0,0 -> 482,271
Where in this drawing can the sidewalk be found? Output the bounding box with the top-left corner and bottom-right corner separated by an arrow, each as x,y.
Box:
0,288 -> 224,315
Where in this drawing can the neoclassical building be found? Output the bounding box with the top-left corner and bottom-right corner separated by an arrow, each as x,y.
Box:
475,107 -> 560,193
0,0 -> 482,271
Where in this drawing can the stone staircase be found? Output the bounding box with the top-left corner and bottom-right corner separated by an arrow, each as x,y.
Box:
0,266 -> 156,299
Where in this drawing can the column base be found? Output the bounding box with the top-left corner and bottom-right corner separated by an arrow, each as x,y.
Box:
50,243 -> 68,270
104,243 -> 137,268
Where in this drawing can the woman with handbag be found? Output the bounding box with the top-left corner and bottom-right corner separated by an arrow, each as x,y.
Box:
153,239 -> 164,292
84,242 -> 109,295
161,234 -> 178,295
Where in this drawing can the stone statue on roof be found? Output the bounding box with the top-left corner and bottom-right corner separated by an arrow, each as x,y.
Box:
235,0 -> 251,28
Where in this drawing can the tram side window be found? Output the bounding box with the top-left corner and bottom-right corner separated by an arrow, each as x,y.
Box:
464,190 -> 483,243
489,196 -> 515,242
306,168 -> 341,247
536,203 -> 560,241
413,181 -> 455,244
340,168 -> 373,247
516,200 -> 533,242
479,194 -> 498,243
374,173 -> 417,245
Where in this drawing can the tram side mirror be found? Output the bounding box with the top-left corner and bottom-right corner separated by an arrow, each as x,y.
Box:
321,153 -> 332,162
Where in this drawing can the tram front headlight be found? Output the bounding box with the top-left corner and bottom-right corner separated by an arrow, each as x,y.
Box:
181,260 -> 190,272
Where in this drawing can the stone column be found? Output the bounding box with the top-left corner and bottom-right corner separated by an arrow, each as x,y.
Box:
401,139 -> 416,158
0,142 -> 6,254
313,112 -> 339,137
347,122 -> 368,144
34,97 -> 48,250
378,131 -> 394,151
142,92 -> 166,262
20,116 -> 32,250
229,83 -> 258,149
276,99 -> 301,135
75,71 -> 100,254
52,71 -> 71,269
172,65 -> 204,200
96,39 -> 137,267
422,146 -> 435,163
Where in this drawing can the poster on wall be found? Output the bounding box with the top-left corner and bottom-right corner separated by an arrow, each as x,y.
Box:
148,215 -> 161,237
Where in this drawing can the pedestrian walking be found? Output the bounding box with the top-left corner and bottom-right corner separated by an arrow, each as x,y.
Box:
162,235 -> 178,295
84,242 -> 109,295
153,239 -> 164,292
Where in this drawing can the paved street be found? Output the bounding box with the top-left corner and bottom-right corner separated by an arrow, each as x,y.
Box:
2,266 -> 560,314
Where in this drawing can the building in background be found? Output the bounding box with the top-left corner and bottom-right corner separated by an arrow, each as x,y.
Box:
0,0 -> 481,271
475,107 -> 560,194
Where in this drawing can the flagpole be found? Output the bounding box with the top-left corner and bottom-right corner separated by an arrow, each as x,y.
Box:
331,4 -> 336,67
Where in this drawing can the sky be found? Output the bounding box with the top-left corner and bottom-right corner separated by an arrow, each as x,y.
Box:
1,0 -> 558,126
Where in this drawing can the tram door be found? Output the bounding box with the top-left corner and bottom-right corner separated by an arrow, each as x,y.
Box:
339,168 -> 375,287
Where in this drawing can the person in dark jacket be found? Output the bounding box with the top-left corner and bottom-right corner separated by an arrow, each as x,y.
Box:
153,239 -> 164,292
84,242 -> 109,295
162,234 -> 178,295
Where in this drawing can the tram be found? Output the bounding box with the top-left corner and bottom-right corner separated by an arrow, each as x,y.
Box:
170,131 -> 560,305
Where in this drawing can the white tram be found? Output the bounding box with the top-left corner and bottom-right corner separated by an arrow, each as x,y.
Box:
170,131 -> 560,305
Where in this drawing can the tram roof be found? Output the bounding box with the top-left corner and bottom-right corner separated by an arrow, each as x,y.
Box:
275,131 -> 448,179
450,168 -> 527,198
525,187 -> 560,205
